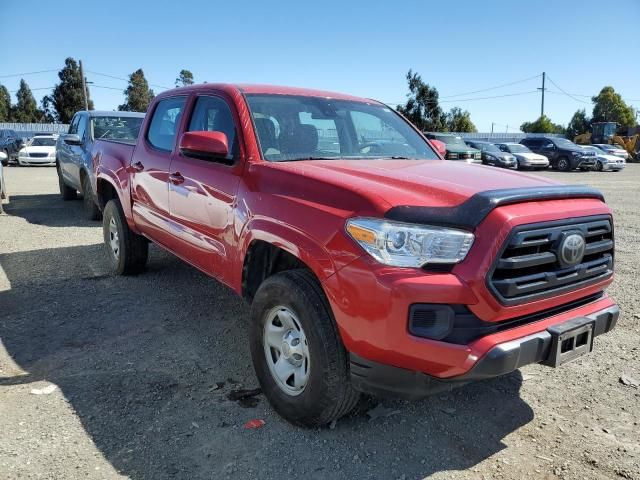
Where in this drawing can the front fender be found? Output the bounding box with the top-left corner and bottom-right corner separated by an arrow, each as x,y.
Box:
238,217 -> 339,286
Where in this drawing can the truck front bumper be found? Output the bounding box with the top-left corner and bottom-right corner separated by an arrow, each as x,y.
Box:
350,304 -> 619,399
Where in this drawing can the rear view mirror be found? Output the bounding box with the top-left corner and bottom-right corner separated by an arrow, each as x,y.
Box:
64,134 -> 82,146
179,131 -> 230,162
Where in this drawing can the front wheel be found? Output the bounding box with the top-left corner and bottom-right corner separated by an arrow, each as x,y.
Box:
103,198 -> 148,275
557,157 -> 571,171
595,161 -> 604,172
57,164 -> 77,200
250,269 -> 360,427
82,175 -> 101,221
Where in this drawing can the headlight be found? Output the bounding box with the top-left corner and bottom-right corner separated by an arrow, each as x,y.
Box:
485,154 -> 495,160
19,150 -> 28,157
346,218 -> 474,267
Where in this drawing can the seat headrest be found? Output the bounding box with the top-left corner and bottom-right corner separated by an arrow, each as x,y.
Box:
254,117 -> 277,151
279,124 -> 318,156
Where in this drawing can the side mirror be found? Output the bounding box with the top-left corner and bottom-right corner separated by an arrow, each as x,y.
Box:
64,134 -> 82,146
430,139 -> 447,157
179,131 -> 229,162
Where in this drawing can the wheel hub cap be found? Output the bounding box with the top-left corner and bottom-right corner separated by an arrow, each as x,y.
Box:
109,217 -> 120,258
263,306 -> 310,396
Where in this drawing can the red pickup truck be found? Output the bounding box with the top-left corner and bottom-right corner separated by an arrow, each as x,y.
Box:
93,83 -> 618,427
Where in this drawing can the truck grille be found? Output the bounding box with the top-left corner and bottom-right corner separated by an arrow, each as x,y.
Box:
488,216 -> 613,305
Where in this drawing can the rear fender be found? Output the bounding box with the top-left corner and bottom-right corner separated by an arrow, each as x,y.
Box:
95,151 -> 137,232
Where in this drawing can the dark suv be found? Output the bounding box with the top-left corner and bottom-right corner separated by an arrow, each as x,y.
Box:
520,137 -> 596,171
0,129 -> 23,165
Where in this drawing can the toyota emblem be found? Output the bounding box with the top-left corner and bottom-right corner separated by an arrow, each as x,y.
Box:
559,233 -> 586,266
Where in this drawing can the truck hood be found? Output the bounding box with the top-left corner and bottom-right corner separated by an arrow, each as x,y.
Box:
513,152 -> 547,161
257,159 -> 561,213
445,145 -> 479,154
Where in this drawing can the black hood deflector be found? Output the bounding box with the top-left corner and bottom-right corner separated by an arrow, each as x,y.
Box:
384,185 -> 605,230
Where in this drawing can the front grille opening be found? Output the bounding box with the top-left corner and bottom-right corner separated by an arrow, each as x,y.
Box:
488,216 -> 614,305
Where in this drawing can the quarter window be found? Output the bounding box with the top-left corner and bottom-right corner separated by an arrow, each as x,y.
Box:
147,97 -> 187,152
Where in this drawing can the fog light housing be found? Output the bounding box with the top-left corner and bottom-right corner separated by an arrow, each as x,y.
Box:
408,304 -> 455,340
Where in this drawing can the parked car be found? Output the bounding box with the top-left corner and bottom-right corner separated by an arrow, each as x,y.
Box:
520,137 -> 596,171
94,83 -> 618,427
424,133 -> 482,163
17,134 -> 58,166
582,146 -> 625,172
0,151 -> 7,213
465,140 -> 517,168
0,128 -> 23,164
57,110 -> 145,220
495,143 -> 549,170
592,143 -> 629,160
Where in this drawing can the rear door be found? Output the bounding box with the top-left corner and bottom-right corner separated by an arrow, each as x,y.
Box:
130,96 -> 187,248
539,139 -> 558,166
167,94 -> 242,283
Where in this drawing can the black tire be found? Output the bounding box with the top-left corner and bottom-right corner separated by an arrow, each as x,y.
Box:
1,150 -> 8,166
82,174 -> 102,221
102,198 -> 148,275
595,161 -> 604,172
57,164 -> 77,200
557,157 -> 571,172
250,269 -> 360,427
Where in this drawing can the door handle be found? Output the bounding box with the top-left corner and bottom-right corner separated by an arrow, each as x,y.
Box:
131,161 -> 144,172
169,172 -> 185,185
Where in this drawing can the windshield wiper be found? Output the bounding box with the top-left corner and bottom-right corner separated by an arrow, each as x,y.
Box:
279,156 -> 340,162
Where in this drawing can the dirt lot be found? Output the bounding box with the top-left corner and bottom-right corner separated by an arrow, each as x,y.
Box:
0,164 -> 638,480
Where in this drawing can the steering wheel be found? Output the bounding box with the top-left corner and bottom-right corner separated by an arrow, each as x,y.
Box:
359,142 -> 383,155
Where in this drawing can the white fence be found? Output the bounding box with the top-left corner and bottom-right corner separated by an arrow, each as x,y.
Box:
0,123 -> 70,136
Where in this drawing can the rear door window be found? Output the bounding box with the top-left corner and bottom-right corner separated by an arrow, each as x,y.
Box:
147,97 -> 187,152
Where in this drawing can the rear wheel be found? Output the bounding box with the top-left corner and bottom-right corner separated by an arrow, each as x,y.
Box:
595,161 -> 604,172
250,269 -> 360,427
557,157 -> 571,172
57,163 -> 77,200
1,150 -> 8,166
103,198 -> 148,275
82,174 -> 101,221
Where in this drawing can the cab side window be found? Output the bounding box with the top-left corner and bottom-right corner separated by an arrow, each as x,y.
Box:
187,96 -> 237,160
147,97 -> 187,152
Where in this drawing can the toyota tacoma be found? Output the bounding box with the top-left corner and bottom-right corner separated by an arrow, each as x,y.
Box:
93,84 -> 618,427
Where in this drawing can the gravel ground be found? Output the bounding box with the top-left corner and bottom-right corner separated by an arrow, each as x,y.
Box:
0,164 -> 638,480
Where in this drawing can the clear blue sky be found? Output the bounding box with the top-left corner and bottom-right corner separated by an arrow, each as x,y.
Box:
2,0 -> 639,131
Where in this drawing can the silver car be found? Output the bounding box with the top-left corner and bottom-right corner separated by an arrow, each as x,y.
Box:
582,146 -> 625,171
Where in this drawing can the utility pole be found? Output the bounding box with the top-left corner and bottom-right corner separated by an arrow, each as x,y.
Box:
537,72 -> 546,117
491,122 -> 495,134
79,60 -> 88,111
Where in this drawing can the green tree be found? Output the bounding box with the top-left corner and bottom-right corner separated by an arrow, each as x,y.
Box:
175,69 -> 194,87
565,109 -> 591,140
591,86 -> 636,129
0,84 -> 11,122
40,96 -> 56,123
396,70 -> 447,132
446,107 -> 477,132
520,115 -> 565,134
12,79 -> 42,123
119,69 -> 155,112
51,57 -> 94,123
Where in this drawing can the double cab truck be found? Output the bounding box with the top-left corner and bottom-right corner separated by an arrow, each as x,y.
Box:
424,133 -> 482,163
57,110 -> 145,220
93,83 -> 618,427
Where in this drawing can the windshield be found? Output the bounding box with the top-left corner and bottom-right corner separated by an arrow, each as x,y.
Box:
31,137 -> 56,147
91,116 -> 143,141
582,146 -> 599,153
553,138 -> 579,149
504,144 -> 531,153
480,143 -> 500,152
434,135 -> 465,146
245,94 -> 439,161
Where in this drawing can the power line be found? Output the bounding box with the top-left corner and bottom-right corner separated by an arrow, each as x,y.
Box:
0,69 -> 58,79
384,90 -> 539,106
86,70 -> 171,90
545,75 -> 589,104
439,74 -> 541,98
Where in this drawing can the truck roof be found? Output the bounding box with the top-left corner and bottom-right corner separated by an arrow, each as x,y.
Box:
166,83 -> 379,104
76,111 -> 146,118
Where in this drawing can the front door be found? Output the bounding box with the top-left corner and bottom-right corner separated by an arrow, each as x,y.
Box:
168,94 -> 241,284
130,96 -> 187,248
